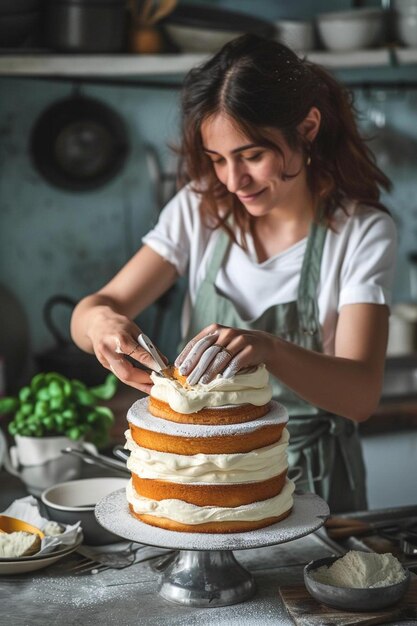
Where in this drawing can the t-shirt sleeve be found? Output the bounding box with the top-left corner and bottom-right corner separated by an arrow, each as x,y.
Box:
338,208 -> 397,310
142,186 -> 197,276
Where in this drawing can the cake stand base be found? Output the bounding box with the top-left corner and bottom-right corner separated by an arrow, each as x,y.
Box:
158,549 -> 255,607
95,490 -> 329,607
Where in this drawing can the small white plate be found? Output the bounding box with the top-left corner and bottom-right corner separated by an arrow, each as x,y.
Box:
0,533 -> 83,575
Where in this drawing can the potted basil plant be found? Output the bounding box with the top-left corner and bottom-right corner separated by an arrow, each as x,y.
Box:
0,371 -> 118,469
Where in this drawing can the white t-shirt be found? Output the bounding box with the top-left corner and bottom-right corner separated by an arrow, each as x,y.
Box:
143,186 -> 397,355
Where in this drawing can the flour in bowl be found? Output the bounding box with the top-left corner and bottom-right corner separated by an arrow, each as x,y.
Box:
311,550 -> 407,588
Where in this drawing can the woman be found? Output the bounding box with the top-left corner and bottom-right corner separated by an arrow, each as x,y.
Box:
71,34 -> 396,513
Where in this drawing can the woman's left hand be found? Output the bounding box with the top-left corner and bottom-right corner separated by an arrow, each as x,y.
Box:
174,323 -> 274,385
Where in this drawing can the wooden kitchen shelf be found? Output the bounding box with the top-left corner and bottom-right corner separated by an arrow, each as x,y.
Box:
0,47 -> 416,82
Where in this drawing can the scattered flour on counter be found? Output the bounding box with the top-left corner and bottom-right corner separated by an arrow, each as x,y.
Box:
311,550 -> 407,588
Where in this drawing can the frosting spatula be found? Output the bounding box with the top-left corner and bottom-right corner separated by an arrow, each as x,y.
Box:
137,333 -> 173,379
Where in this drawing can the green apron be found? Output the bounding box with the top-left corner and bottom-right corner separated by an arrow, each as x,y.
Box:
181,220 -> 367,513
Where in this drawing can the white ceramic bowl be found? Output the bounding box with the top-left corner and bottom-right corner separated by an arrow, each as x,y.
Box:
163,23 -> 245,53
41,477 -> 129,545
316,8 -> 385,51
396,13 -> 417,45
274,19 -> 315,51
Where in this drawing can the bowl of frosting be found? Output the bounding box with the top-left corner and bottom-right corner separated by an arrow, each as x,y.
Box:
304,550 -> 410,611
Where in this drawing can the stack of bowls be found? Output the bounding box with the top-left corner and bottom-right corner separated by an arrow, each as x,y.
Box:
394,0 -> 417,46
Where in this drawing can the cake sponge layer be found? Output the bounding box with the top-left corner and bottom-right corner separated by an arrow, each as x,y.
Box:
128,398 -> 288,454
148,397 -> 270,424
131,470 -> 287,506
126,478 -> 295,532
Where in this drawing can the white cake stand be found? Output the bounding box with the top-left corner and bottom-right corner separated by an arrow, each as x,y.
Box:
95,489 -> 329,608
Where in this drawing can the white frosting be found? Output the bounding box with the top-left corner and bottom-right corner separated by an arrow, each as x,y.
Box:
126,478 -> 295,524
127,398 -> 288,437
125,428 -> 289,484
150,365 -> 272,414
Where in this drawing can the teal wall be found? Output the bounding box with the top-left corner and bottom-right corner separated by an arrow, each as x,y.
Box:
0,78 -> 183,380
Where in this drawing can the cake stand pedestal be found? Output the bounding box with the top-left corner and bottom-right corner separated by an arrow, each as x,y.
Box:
95,489 -> 329,608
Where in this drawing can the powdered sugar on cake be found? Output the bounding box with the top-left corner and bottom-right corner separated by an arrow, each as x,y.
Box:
125,363 -> 294,532
127,398 -> 287,437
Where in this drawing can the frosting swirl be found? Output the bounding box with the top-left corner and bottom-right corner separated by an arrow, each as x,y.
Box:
150,364 -> 272,414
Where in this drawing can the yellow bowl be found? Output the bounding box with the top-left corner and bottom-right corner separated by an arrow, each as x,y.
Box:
0,515 -> 45,539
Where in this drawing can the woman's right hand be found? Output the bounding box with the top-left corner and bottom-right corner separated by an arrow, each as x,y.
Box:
86,307 -> 166,395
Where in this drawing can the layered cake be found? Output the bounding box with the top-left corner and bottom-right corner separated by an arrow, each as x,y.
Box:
124,365 -> 294,533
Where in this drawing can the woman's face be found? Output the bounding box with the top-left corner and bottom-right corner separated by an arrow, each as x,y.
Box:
201,113 -> 308,217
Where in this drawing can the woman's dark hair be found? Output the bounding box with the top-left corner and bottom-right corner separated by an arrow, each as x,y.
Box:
177,34 -> 391,243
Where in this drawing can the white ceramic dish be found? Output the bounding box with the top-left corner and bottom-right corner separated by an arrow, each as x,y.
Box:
0,532 -> 82,575
164,23 -> 244,53
274,19 -> 315,51
396,13 -> 417,46
0,535 -> 81,562
316,8 -> 384,51
41,477 -> 129,545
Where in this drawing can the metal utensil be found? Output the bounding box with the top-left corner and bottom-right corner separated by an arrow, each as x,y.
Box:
112,445 -> 129,463
401,532 -> 417,557
137,333 -> 173,379
69,543 -> 144,575
61,447 -> 129,475
324,515 -> 408,540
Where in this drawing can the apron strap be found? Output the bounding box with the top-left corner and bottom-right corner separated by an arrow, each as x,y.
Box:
204,229 -> 231,284
297,219 -> 327,336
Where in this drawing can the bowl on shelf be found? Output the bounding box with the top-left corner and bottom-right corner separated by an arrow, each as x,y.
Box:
316,8 -> 385,52
41,477 -> 129,545
161,3 -> 275,53
396,12 -> 417,46
304,556 -> 410,611
274,19 -> 315,52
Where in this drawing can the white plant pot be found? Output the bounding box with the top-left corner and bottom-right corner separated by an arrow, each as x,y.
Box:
12,434 -> 83,467
6,435 -> 88,496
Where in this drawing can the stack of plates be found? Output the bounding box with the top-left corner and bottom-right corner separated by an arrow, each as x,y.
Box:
0,532 -> 82,575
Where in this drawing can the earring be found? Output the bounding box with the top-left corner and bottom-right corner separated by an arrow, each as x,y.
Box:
305,142 -> 312,166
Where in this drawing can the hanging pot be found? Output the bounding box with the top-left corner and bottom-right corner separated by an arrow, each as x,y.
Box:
35,295 -> 107,386
29,95 -> 129,192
